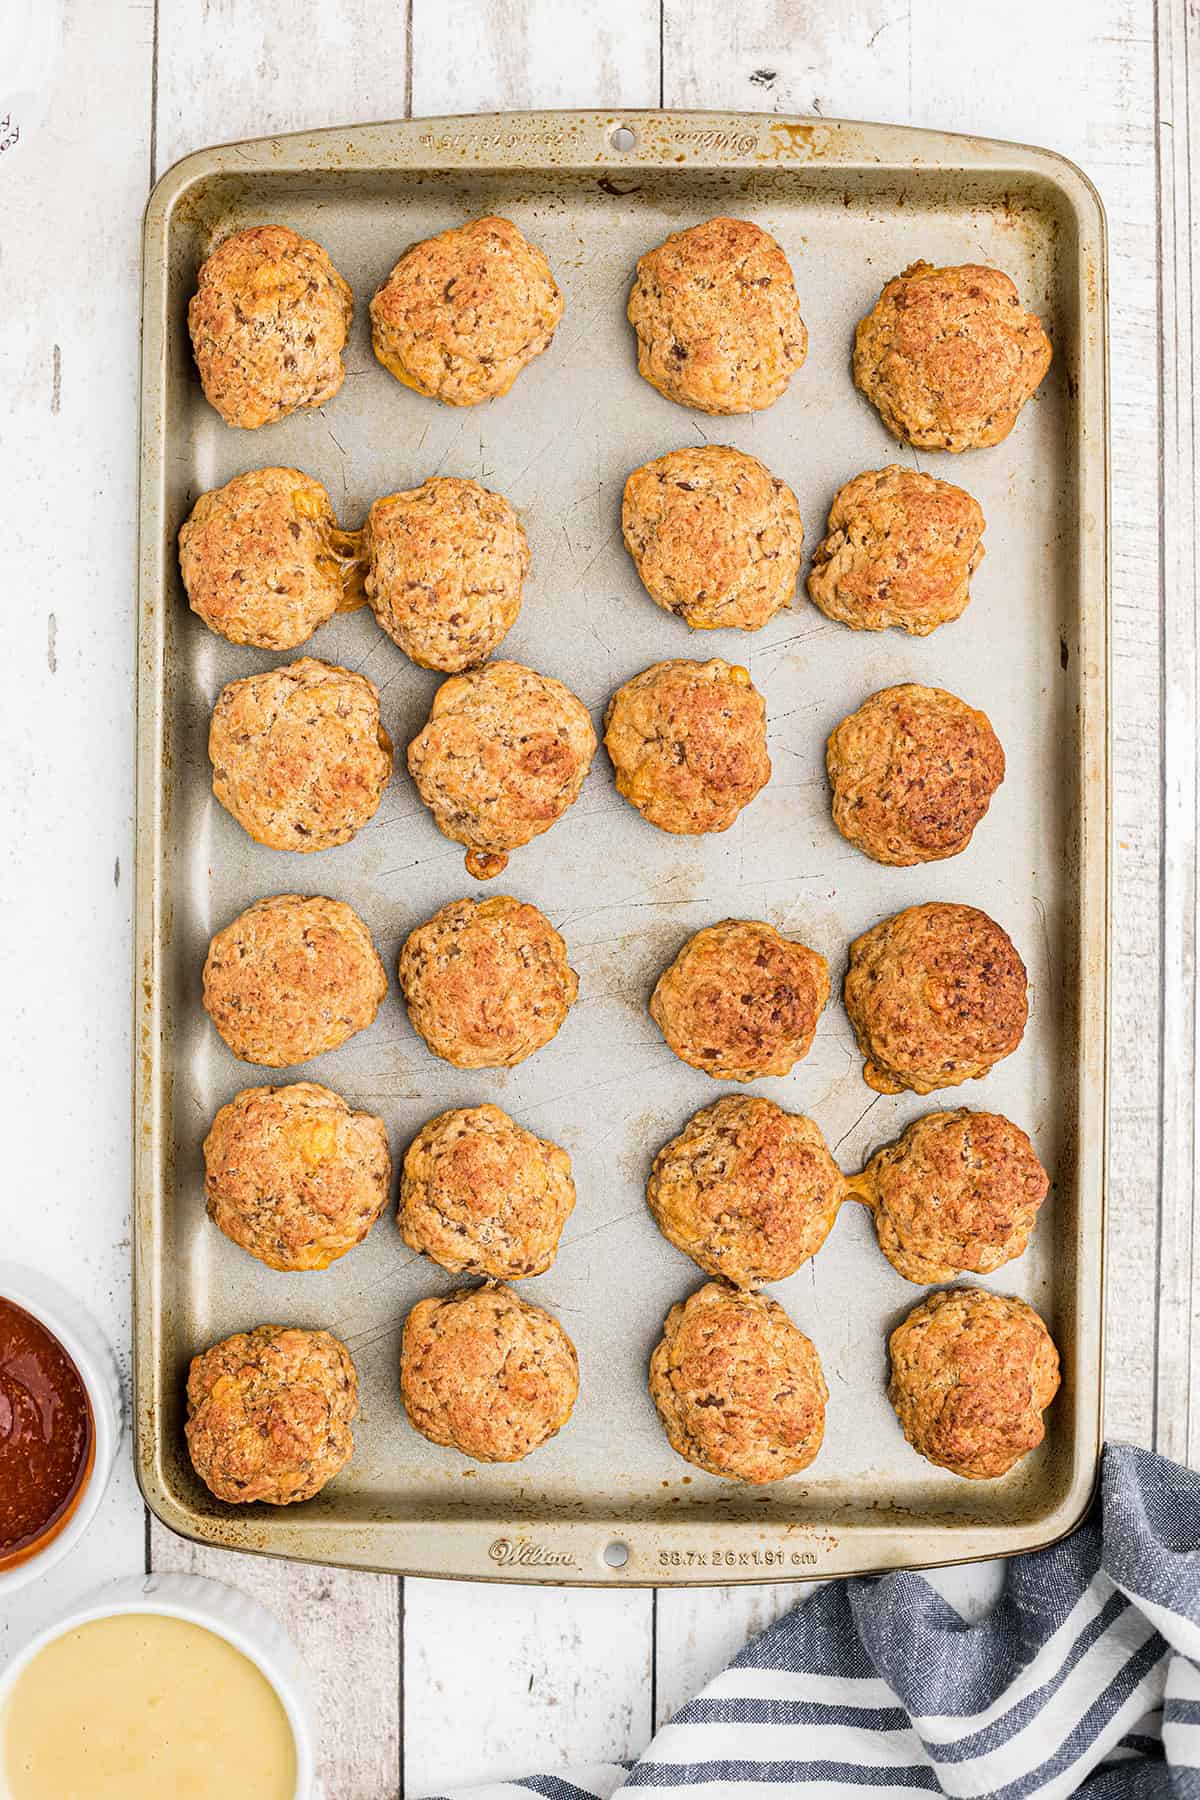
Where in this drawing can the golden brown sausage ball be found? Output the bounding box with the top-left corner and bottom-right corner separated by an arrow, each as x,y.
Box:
185,1324 -> 357,1504
807,467 -> 985,636
370,216 -> 562,406
650,919 -> 829,1081
649,1283 -> 827,1483
604,659 -> 770,835
854,261 -> 1052,451
178,467 -> 355,651
208,657 -> 393,853
400,1283 -> 578,1463
407,662 -> 596,880
648,1096 -> 846,1287
398,896 -> 577,1069
627,217 -> 807,414
848,1109 -> 1049,1285
399,1104 -> 575,1278
887,1287 -> 1061,1479
363,476 -> 528,672
843,902 -> 1029,1096
622,445 -> 803,631
203,1082 -> 392,1272
188,225 -> 353,429
826,683 -> 1005,866
203,894 -> 388,1068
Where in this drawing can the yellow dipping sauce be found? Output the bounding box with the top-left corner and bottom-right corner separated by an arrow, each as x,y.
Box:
1,1612 -> 298,1799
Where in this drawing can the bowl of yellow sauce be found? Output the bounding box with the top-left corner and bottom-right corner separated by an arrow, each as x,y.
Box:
0,1573 -> 315,1800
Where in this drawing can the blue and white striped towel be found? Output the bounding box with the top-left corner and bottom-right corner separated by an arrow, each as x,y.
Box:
434,1445 -> 1200,1798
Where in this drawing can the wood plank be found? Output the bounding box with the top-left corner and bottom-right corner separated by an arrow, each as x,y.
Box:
654,1584 -> 799,1729
403,1577 -> 653,1792
656,0 -> 897,1691
1061,0 -> 1166,1455
150,1538 -> 401,1798
410,0 -> 659,113
152,6 -> 661,1795
663,0 -> 909,122
906,0 -> 1166,1463
149,10 -> 410,1799
399,5 -> 661,1788
656,0 -> 1165,1701
1153,0 -> 1200,1466
154,0 -> 412,173
0,0 -> 153,1660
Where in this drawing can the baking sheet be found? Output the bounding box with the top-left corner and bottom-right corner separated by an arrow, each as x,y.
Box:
135,110 -> 1109,1584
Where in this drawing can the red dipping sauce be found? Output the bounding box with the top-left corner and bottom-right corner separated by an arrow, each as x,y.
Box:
0,1297 -> 94,1571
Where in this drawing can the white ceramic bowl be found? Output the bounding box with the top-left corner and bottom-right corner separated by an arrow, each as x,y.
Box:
0,1572 -> 317,1800
0,1263 -> 122,1597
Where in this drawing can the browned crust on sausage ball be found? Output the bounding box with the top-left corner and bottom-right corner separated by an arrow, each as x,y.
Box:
363,477 -> 529,672
826,684 -> 1005,866
188,225 -> 353,429
185,1324 -> 357,1504
209,657 -> 393,853
203,894 -> 388,1068
854,262 -> 1052,452
604,659 -> 770,835
622,445 -> 803,631
648,1096 -> 846,1288
627,218 -> 807,414
649,1283 -> 827,1483
887,1287 -> 1061,1478
179,468 -> 351,650
807,467 -> 986,636
398,896 -> 578,1069
650,919 -> 829,1081
370,216 -> 563,406
400,1104 -> 575,1278
204,1082 -> 392,1272
407,662 -> 596,879
843,903 -> 1028,1096
848,1110 -> 1049,1284
400,1283 -> 578,1462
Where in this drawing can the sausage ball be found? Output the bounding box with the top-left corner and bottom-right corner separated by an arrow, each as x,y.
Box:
179,467 -> 357,651
848,1109 -> 1049,1285
363,476 -> 528,672
888,1287 -> 1061,1479
604,659 -> 770,835
203,894 -> 388,1068
203,1082 -> 392,1272
650,919 -> 829,1081
648,1096 -> 846,1288
370,215 -> 563,406
622,445 -> 803,631
401,1283 -> 578,1463
844,903 -> 1029,1096
649,1283 -> 827,1483
188,225 -> 353,429
209,657 -> 393,853
185,1324 -> 357,1504
807,467 -> 985,636
854,261 -> 1053,452
400,1103 -> 575,1278
826,684 -> 1005,866
407,661 -> 596,880
627,217 -> 807,414
398,896 -> 577,1069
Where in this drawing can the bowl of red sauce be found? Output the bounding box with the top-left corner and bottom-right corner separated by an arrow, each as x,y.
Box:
0,1265 -> 121,1595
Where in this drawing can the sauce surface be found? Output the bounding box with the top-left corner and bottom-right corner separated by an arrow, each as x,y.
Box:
2,1613 -> 298,1799
0,1298 -> 93,1569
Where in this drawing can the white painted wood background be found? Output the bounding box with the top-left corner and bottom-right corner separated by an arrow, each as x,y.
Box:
1,0 -> 1196,1793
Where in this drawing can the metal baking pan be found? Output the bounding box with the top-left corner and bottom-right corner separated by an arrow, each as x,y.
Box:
135,109 -> 1108,1585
